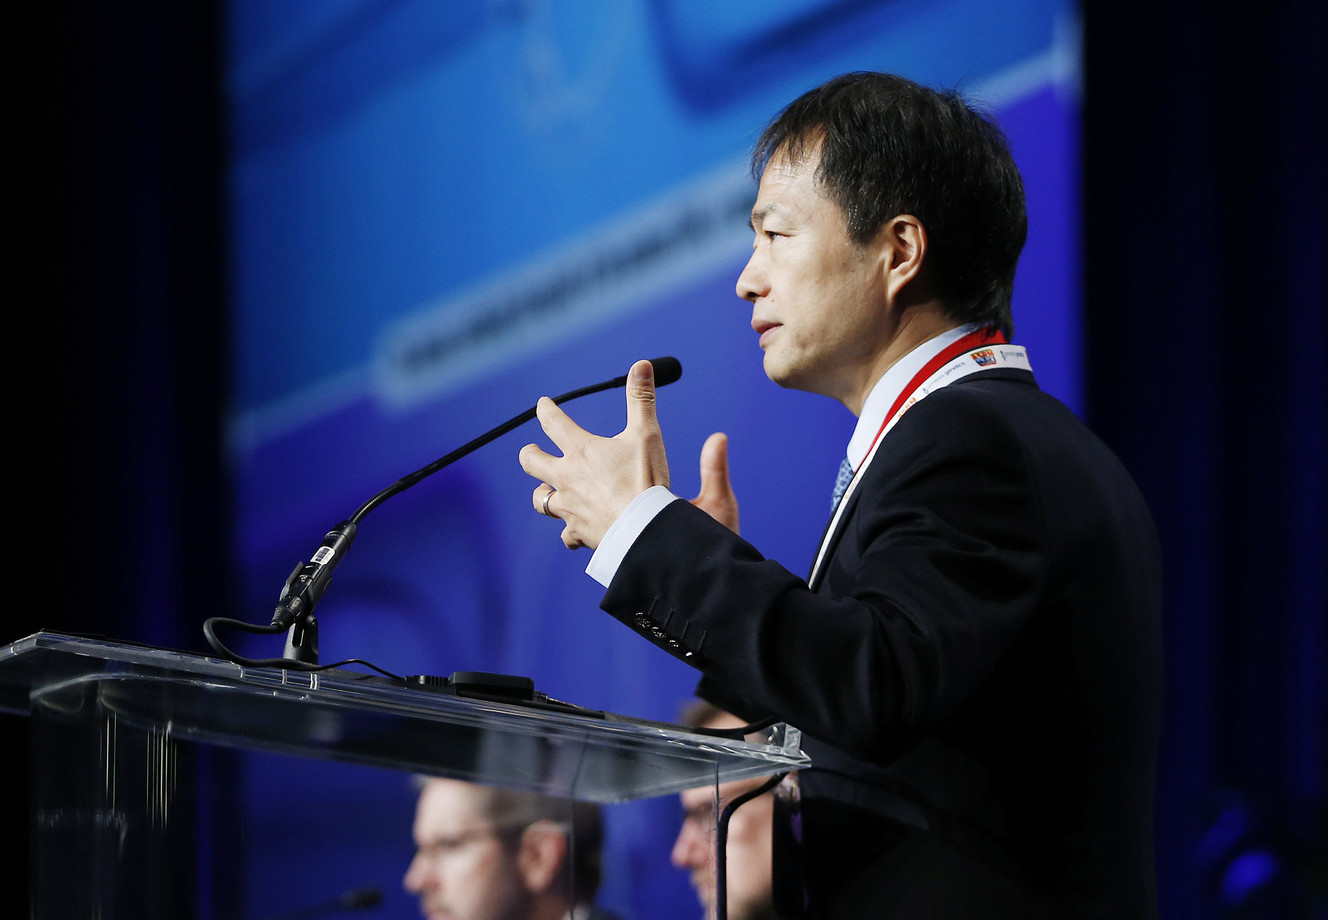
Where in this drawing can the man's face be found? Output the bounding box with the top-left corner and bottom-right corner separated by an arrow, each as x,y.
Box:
672,776 -> 776,920
736,148 -> 894,411
403,780 -> 534,920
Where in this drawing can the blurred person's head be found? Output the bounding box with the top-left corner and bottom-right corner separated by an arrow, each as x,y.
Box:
404,777 -> 603,920
671,702 -> 777,920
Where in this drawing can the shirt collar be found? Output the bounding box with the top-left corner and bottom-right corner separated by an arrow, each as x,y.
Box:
845,323 -> 982,469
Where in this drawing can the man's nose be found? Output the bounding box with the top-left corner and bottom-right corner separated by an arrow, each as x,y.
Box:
671,821 -> 707,868
403,855 -> 428,893
735,249 -> 767,302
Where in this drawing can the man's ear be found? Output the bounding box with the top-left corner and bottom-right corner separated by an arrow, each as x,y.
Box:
517,821 -> 569,895
879,213 -> 928,304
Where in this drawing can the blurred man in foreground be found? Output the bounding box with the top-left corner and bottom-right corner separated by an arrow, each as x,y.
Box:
404,776 -> 616,920
672,701 -> 780,920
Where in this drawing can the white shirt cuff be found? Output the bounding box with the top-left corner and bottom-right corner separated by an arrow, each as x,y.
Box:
586,486 -> 680,587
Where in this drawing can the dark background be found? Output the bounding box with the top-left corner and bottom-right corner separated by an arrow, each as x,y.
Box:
11,1 -> 1325,917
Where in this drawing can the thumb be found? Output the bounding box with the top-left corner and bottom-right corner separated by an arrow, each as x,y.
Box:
692,432 -> 739,533
697,432 -> 731,495
625,359 -> 658,431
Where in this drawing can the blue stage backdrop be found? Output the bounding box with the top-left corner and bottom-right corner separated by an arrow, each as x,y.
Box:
225,1 -> 1081,917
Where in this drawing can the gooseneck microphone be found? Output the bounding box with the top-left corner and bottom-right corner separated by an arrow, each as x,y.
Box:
349,355 -> 682,525
204,357 -> 682,670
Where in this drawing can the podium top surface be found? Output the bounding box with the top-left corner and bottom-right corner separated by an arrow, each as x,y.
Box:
1,631 -> 807,802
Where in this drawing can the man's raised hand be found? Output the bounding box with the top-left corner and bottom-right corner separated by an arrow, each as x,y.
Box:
519,359 -> 671,550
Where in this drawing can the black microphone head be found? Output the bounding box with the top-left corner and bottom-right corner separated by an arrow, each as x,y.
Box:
648,356 -> 682,387
339,886 -> 383,910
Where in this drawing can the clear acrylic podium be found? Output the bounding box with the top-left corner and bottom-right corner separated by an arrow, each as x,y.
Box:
1,631 -> 807,917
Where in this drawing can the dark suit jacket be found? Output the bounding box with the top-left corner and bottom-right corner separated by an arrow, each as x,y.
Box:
601,369 -> 1163,919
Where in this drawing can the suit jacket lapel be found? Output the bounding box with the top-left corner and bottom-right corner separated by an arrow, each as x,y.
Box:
808,486 -> 860,590
806,370 -> 1038,590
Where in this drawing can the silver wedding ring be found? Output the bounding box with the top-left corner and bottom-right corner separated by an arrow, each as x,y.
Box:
541,487 -> 556,517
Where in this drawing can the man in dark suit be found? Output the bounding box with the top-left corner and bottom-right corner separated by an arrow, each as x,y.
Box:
520,72 -> 1162,919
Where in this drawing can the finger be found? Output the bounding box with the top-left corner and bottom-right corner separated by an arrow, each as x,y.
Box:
534,396 -> 586,448
519,442 -> 557,481
624,359 -> 658,433
532,483 -> 558,517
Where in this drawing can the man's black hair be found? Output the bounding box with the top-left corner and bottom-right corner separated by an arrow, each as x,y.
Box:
753,72 -> 1027,336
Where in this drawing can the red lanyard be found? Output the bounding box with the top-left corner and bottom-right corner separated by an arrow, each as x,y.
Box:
861,326 -> 1007,464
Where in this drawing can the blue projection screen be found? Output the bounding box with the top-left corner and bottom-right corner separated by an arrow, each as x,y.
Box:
225,1 -> 1080,916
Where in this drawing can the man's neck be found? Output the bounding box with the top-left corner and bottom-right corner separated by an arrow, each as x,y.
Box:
845,303 -> 958,416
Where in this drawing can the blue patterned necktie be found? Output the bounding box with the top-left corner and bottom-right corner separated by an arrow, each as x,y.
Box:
831,455 -> 854,512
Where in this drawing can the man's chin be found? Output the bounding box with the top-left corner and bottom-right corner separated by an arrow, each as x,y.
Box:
690,881 -> 717,914
762,352 -> 794,389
